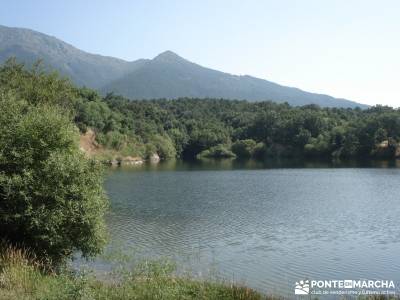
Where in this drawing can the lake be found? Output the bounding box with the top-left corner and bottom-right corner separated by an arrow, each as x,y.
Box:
101,159 -> 400,297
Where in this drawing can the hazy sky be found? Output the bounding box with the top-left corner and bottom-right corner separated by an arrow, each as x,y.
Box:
1,0 -> 399,106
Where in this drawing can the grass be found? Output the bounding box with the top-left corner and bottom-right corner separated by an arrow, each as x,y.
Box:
0,246 -> 269,300
2,247 -> 397,300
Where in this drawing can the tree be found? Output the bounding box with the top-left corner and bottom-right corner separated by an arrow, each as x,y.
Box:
231,139 -> 257,158
148,134 -> 177,159
0,92 -> 108,266
197,144 -> 236,159
0,58 -> 77,109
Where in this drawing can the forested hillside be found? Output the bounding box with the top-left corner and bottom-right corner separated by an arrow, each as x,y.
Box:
1,60 -> 399,162
76,94 -> 400,160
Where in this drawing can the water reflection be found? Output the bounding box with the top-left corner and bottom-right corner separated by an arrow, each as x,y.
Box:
111,158 -> 400,172
99,159 -> 400,296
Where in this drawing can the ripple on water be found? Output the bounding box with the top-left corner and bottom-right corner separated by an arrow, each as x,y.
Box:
99,166 -> 400,295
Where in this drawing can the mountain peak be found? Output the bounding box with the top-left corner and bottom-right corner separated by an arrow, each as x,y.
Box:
153,50 -> 185,62
0,25 -> 367,108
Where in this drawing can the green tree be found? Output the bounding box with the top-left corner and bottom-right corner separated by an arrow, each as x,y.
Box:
231,139 -> 257,158
197,144 -> 236,159
148,134 -> 177,159
0,93 -> 108,266
0,59 -> 77,109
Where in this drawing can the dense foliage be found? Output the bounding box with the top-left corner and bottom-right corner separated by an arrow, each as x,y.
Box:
76,94 -> 400,160
2,60 -> 400,163
0,60 -> 107,266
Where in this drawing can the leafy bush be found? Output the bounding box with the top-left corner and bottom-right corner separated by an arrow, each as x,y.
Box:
147,134 -> 177,159
304,134 -> 331,157
184,125 -> 231,157
231,139 -> 257,158
96,130 -> 127,150
0,93 -> 108,266
168,128 -> 189,157
75,99 -> 122,133
197,144 -> 236,159
0,59 -> 77,108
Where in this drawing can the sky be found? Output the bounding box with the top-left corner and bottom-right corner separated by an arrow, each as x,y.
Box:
1,0 -> 399,106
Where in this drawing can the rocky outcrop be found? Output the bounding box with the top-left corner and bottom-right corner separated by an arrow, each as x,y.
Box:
79,128 -> 157,166
374,139 -> 400,158
149,153 -> 160,163
79,129 -> 100,155
396,146 -> 400,158
120,156 -> 144,166
109,159 -> 120,167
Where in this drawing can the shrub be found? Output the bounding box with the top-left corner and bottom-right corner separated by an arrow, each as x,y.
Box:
304,134 -> 331,157
231,139 -> 257,158
0,93 -> 108,266
96,130 -> 127,150
0,59 -> 77,109
148,134 -> 177,159
197,144 -> 236,159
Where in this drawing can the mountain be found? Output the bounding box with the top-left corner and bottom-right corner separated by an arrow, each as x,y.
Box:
0,24 -> 146,88
0,25 -> 367,108
103,51 -> 366,108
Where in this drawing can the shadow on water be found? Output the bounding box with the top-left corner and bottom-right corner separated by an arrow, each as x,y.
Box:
111,157 -> 400,172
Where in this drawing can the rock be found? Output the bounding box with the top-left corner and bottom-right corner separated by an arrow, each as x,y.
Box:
374,139 -> 400,158
79,129 -> 100,156
109,159 -> 120,167
120,156 -> 144,166
396,145 -> 400,158
149,153 -> 160,163
378,140 -> 389,148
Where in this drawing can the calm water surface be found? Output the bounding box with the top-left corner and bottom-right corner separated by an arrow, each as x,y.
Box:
102,159 -> 400,297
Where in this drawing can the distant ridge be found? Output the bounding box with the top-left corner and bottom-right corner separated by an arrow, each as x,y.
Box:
0,24 -> 146,89
0,24 -> 367,108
